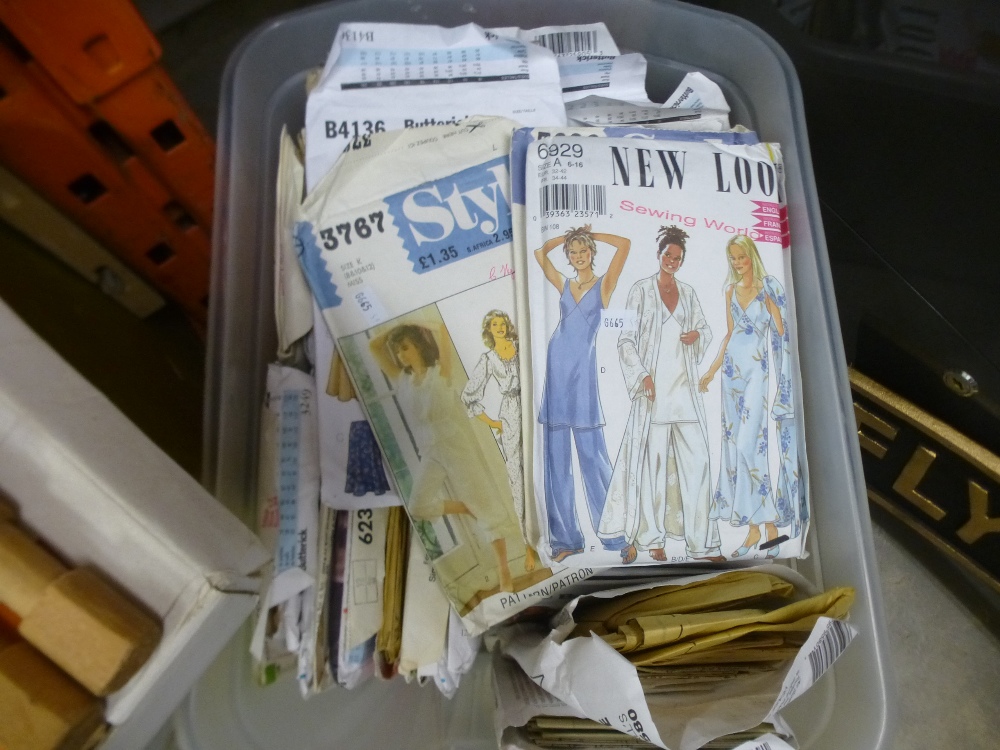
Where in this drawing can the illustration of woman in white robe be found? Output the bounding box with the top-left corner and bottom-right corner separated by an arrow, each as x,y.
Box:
369,323 -> 514,591
461,310 -> 539,571
598,226 -> 722,564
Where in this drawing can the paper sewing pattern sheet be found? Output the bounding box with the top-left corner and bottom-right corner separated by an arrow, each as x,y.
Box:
512,23 -> 649,103
275,128 -> 314,358
565,73 -> 733,130
508,127 -> 765,592
520,130 -> 809,569
304,21 -> 648,189
264,365 -> 319,587
302,21 -> 642,511
295,117 -> 603,634
323,507 -> 385,690
250,365 -> 319,682
343,508 -> 388,653
304,22 -> 565,190
496,567 -> 855,750
313,306 -> 401,510
302,20 -> 570,516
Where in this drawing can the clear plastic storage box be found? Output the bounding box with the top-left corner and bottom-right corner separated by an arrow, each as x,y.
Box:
182,1 -> 894,748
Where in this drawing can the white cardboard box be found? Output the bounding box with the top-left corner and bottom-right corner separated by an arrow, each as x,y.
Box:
0,299 -> 270,749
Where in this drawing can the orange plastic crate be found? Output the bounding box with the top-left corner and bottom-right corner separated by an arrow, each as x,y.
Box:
0,3 -> 214,233
0,43 -> 210,322
93,64 -> 215,230
0,0 -> 159,103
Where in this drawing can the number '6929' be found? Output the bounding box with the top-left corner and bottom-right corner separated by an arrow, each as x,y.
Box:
537,142 -> 583,159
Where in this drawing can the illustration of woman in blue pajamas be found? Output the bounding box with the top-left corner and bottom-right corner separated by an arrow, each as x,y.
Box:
535,225 -> 630,562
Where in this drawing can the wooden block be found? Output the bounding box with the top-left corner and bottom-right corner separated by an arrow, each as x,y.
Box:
0,523 -> 66,615
0,640 -> 105,750
19,567 -> 162,697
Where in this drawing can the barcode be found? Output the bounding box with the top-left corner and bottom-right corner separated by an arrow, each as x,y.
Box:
540,184 -> 607,215
533,30 -> 598,54
750,743 -> 772,750
808,619 -> 852,683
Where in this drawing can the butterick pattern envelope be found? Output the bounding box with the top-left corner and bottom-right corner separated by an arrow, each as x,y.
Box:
518,128 -> 809,569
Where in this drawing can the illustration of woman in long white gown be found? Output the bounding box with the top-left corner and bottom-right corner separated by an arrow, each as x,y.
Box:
699,234 -> 799,558
461,310 -> 538,571
598,226 -> 722,564
369,323 -> 514,591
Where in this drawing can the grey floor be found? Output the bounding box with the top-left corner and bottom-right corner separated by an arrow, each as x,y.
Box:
870,508 -> 1000,749
3,1 -> 999,748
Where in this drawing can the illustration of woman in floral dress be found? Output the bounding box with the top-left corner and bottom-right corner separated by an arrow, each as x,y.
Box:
461,310 -> 538,571
699,235 -> 799,558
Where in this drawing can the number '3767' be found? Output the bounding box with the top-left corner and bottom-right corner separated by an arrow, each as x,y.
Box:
319,211 -> 385,251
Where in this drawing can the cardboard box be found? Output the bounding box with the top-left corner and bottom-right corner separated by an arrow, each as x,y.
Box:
0,299 -> 270,749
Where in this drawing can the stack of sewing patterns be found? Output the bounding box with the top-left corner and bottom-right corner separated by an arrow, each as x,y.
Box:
292,25 -> 753,640
514,124 -> 810,571
262,20 -> 665,696
297,115 -> 568,636
293,21 -> 573,685
258,20 -> 829,729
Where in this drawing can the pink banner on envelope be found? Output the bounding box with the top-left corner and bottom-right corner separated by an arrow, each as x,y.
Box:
751,200 -> 785,218
754,217 -> 783,231
751,201 -> 790,248
753,230 -> 787,246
